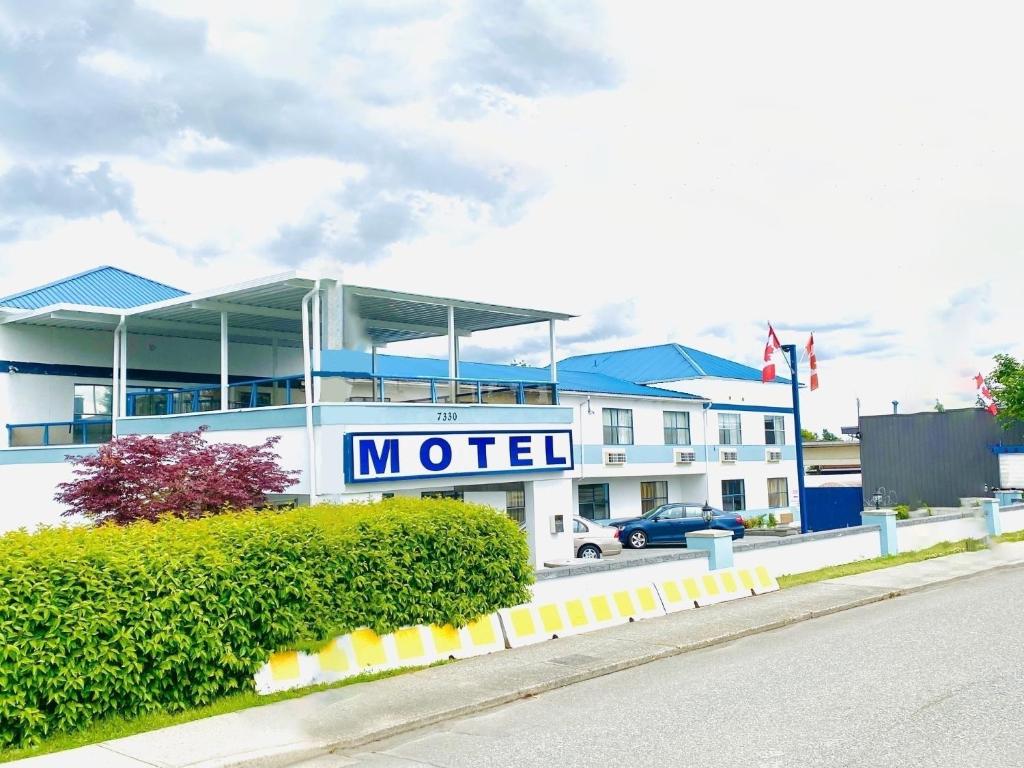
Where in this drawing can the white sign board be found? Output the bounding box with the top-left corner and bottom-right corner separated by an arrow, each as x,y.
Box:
344,429 -> 574,484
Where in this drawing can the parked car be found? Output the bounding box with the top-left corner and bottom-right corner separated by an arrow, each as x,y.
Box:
606,503 -> 745,549
572,516 -> 623,559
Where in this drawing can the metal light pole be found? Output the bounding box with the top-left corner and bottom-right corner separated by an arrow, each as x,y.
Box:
782,344 -> 809,533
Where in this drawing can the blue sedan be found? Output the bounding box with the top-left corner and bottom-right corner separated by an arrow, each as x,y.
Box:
605,503 -> 745,549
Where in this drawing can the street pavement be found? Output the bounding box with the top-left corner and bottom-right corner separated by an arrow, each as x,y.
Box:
309,567 -> 1024,768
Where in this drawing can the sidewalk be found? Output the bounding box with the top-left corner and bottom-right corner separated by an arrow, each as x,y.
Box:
13,541 -> 1024,768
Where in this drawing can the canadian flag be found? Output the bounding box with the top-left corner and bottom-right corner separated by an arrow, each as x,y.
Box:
806,334 -> 819,391
762,324 -> 782,382
975,372 -> 998,416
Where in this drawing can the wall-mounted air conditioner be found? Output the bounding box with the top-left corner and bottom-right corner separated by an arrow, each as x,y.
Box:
721,449 -> 738,463
675,450 -> 696,464
604,451 -> 627,466
766,449 -> 782,463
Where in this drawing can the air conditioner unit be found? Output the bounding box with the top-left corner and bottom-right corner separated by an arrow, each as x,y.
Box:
721,449 -> 738,463
604,451 -> 627,466
675,450 -> 696,464
766,449 -> 782,463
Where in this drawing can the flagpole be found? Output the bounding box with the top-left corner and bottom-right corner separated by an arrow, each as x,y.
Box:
782,344 -> 809,534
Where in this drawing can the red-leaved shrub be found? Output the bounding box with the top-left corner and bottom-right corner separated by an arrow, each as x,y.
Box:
56,426 -> 300,524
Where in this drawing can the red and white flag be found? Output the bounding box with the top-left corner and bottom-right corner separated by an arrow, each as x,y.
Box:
806,334 -> 819,391
975,372 -> 998,415
762,324 -> 782,382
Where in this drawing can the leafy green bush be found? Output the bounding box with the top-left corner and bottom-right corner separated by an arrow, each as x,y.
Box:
767,512 -> 778,528
743,515 -> 765,529
0,498 -> 530,749
893,504 -> 911,520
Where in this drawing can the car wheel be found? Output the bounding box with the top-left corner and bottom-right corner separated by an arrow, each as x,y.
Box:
577,544 -> 601,560
628,530 -> 648,549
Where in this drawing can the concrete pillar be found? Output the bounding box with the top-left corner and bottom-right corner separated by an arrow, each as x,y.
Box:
982,499 -> 1002,536
685,529 -> 734,570
524,477 -> 574,568
862,509 -> 898,556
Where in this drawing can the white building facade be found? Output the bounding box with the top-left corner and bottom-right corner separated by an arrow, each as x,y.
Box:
0,267 -> 798,566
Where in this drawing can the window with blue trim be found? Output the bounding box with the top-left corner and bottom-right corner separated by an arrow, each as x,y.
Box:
663,411 -> 691,445
603,408 -> 634,445
764,415 -> 786,445
768,477 -> 789,508
74,384 -> 112,419
721,479 -> 746,512
718,413 -> 742,445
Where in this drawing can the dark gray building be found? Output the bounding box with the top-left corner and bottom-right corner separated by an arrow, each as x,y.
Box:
860,407 -> 1024,508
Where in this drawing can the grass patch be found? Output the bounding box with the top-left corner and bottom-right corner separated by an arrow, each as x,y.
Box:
0,663 -> 443,764
998,529 -> 1024,543
777,537 -> 990,589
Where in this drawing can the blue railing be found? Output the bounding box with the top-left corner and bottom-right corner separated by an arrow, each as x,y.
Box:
6,419 -> 113,447
315,371 -> 559,405
126,375 -> 306,416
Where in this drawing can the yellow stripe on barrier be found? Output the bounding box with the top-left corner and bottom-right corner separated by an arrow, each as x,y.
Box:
753,565 -> 780,594
351,628 -> 387,668
269,651 -> 300,681
656,565 -> 778,611
498,584 -> 667,648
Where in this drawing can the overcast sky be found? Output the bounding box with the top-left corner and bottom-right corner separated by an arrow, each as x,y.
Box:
1,1 -> 1022,433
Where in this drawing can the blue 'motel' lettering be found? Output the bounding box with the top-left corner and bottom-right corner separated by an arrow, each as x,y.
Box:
509,435 -> 533,466
420,437 -> 453,471
544,434 -> 568,466
467,435 -> 495,468
359,438 -> 399,476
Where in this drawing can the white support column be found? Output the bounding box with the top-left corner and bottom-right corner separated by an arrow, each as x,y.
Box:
524,478 -> 575,568
112,318 -> 124,433
312,287 -> 322,403
447,304 -> 457,403
220,312 -> 229,411
119,320 -> 128,420
549,319 -> 557,383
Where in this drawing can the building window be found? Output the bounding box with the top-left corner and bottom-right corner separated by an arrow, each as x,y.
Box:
768,478 -> 789,508
578,484 -> 610,520
718,413 -> 742,445
74,384 -> 112,419
663,411 -> 691,445
506,488 -> 526,524
764,415 -> 786,445
641,481 -> 668,514
721,479 -> 746,512
603,408 -> 634,445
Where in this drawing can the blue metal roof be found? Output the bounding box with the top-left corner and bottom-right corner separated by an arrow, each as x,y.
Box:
558,343 -> 790,384
0,266 -> 186,310
319,349 -> 702,400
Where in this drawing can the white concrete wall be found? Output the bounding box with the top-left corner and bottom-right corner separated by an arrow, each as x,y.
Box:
463,491 -> 508,512
1002,506 -> 1024,533
0,459 -> 87,531
734,530 -> 881,577
896,515 -> 986,552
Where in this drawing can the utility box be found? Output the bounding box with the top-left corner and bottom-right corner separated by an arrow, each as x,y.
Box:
550,514 -> 565,534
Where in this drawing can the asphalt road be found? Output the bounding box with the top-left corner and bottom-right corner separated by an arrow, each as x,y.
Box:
313,567 -> 1024,768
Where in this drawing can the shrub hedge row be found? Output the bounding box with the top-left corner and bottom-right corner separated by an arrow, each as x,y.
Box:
0,498 -> 532,748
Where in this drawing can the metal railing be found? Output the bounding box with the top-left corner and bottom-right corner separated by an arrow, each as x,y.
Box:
7,419 -> 113,447
126,375 -> 306,416
316,371 -> 558,405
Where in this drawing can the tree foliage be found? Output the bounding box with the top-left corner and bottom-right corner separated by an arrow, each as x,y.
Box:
820,428 -> 840,441
56,427 -> 300,524
988,353 -> 1024,426
800,428 -> 818,441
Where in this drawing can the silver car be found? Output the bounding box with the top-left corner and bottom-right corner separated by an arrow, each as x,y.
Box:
573,516 -> 623,559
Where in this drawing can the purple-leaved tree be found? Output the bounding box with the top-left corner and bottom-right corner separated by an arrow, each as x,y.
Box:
56,426 -> 300,524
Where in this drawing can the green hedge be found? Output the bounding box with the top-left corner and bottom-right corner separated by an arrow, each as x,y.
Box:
0,498 -> 531,749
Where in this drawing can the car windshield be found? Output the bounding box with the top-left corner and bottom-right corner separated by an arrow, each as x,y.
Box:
642,505 -> 672,519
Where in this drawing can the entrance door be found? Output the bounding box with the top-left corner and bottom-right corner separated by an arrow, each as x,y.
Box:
578,484 -> 610,521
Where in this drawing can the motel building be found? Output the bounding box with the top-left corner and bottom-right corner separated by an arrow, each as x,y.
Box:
0,266 -> 798,567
